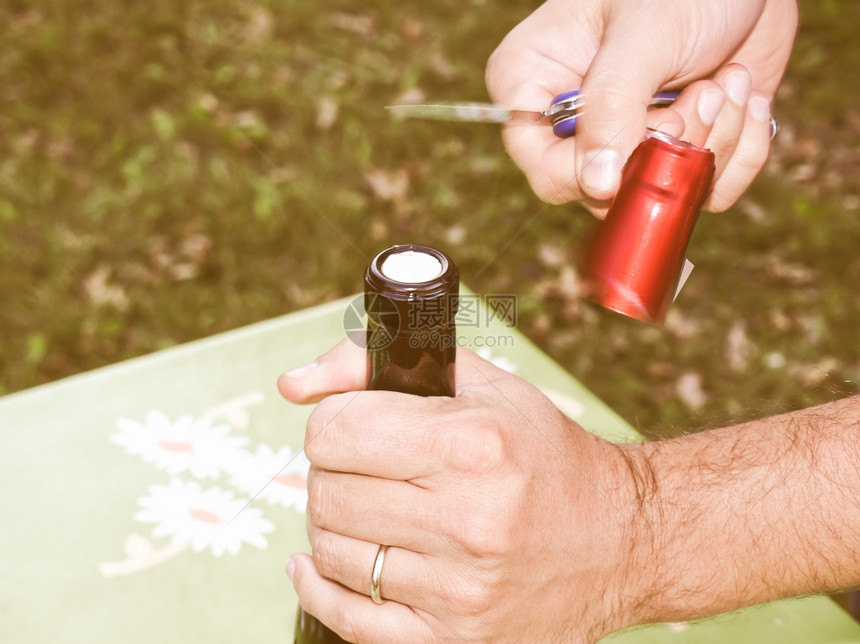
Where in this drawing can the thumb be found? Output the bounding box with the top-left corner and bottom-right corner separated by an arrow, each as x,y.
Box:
575,16 -> 670,201
278,338 -> 368,404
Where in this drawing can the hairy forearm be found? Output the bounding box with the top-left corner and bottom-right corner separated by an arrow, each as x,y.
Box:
624,395 -> 860,624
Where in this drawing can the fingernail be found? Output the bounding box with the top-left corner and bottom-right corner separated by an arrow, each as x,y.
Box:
725,71 -> 751,107
748,96 -> 771,123
284,361 -> 318,380
581,148 -> 621,195
285,557 -> 296,581
697,88 -> 725,126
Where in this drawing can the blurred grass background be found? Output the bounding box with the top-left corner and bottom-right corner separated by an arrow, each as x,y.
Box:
1,0 -> 857,437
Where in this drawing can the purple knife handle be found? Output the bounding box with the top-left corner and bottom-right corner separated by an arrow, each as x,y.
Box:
550,90 -> 678,138
549,89 -> 582,138
549,90 -> 776,139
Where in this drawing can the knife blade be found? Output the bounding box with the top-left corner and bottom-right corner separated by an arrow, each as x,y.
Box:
384,102 -> 552,125
386,89 -> 776,139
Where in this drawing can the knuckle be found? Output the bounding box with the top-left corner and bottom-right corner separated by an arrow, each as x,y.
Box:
485,50 -> 504,97
304,403 -> 332,463
305,395 -> 350,464
448,575 -> 496,619
582,82 -> 633,121
737,140 -> 770,175
325,597 -> 361,644
305,469 -> 336,528
310,529 -> 341,579
446,483 -> 527,559
707,166 -> 759,213
438,419 -> 506,475
450,507 -> 512,558
528,170 -> 579,205
705,190 -> 733,214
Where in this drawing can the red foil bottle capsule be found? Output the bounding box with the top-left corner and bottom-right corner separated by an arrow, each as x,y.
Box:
580,130 -> 716,325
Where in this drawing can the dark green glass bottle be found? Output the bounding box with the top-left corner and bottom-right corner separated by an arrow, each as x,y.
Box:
293,244 -> 458,644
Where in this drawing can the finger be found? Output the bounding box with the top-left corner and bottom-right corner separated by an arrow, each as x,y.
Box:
495,79 -> 584,204
704,90 -> 773,212
307,526 -> 453,612
645,107 -> 685,142
304,351 -> 515,477
287,553 -> 432,644
576,108 -> 686,219
485,11 -> 582,109
652,81 -> 726,149
278,338 -> 368,404
724,0 -> 798,97
306,468 -> 443,553
486,10 -> 586,205
574,15 -> 671,201
280,339 -> 508,407
305,389 -> 449,478
305,384 -> 506,480
501,128 -> 582,205
703,64 -> 753,180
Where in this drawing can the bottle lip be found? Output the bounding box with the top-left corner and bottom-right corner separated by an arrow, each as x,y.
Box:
645,128 -> 715,159
365,244 -> 459,301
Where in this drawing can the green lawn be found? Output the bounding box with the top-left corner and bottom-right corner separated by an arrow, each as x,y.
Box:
1,0 -> 857,436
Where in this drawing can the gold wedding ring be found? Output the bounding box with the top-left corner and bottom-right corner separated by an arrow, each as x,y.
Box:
370,544 -> 389,605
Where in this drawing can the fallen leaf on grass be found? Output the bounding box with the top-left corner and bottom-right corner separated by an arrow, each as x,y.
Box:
537,244 -> 566,269
445,224 -> 466,245
83,266 -> 130,311
392,87 -> 426,105
400,16 -> 423,40
725,321 -> 754,373
789,356 -> 839,387
755,253 -> 817,285
315,95 -> 339,130
328,12 -> 376,38
365,167 -> 409,203
243,7 -> 273,43
147,232 -> 212,281
664,309 -> 701,340
429,53 -> 457,81
676,371 -> 708,412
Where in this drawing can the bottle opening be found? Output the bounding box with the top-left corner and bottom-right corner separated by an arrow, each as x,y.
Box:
646,128 -> 705,151
380,250 -> 443,284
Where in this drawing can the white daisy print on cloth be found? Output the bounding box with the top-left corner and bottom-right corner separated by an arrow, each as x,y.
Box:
227,444 -> 310,512
111,410 -> 247,479
134,478 -> 274,557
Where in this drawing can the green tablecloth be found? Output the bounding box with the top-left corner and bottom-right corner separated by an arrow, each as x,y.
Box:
1,296 -> 858,643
